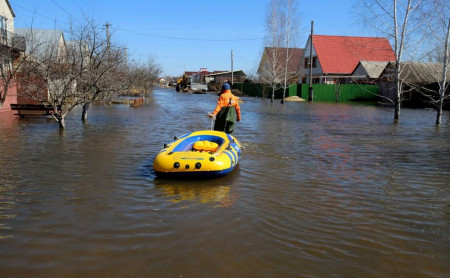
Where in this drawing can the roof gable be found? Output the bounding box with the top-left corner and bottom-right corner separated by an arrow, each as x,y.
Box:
313,35 -> 395,74
15,28 -> 67,60
263,47 -> 304,73
353,61 -> 389,78
4,0 -> 15,17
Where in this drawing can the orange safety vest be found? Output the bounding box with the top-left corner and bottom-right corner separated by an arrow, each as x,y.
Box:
212,90 -> 241,121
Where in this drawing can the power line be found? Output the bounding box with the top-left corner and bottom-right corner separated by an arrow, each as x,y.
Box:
113,27 -> 264,42
13,3 -> 264,42
51,0 -> 72,17
12,2 -> 65,24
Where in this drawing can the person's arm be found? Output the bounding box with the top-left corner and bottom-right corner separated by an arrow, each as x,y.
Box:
212,94 -> 226,116
235,98 -> 241,121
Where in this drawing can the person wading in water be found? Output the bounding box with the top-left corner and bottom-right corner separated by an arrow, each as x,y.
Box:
208,83 -> 241,134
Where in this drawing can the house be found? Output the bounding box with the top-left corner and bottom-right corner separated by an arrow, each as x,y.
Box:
14,28 -> 71,105
190,68 -> 211,84
257,47 -> 304,83
300,35 -> 395,84
15,28 -> 67,62
205,70 -> 247,84
378,62 -> 450,108
0,0 -> 25,113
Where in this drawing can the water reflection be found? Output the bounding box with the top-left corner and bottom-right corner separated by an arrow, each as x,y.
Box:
155,181 -> 234,207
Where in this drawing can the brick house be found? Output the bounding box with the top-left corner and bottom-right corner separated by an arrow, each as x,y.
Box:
0,0 -> 25,113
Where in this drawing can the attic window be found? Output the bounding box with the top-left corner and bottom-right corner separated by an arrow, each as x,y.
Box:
304,57 -> 318,68
312,57 -> 317,67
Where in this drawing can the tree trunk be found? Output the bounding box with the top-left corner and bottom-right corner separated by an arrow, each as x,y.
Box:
82,102 -> 90,121
394,78 -> 401,123
436,18 -> 450,126
1,84 -> 8,105
271,87 -> 275,102
57,114 -> 66,129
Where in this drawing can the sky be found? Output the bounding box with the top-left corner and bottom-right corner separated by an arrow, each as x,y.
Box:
10,0 -> 370,77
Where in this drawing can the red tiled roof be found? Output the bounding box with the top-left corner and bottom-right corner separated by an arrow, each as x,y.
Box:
313,35 -> 395,74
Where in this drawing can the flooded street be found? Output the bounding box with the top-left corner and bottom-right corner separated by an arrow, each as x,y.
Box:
0,87 -> 449,277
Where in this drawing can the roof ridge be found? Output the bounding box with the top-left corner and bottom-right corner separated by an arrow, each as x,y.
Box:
313,34 -> 388,39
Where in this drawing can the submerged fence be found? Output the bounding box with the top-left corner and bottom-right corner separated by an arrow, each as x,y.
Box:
299,84 -> 379,102
233,83 -> 379,102
232,83 -> 298,98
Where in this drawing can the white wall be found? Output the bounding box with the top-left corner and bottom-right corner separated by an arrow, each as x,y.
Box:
0,0 -> 14,33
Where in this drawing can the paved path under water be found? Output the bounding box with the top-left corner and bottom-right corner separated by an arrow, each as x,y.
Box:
0,87 -> 449,277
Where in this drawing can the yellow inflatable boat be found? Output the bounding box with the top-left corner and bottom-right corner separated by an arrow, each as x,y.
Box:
153,130 -> 242,178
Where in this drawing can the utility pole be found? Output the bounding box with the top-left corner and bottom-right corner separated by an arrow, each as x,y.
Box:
308,21 -> 314,102
231,50 -> 234,86
104,22 -> 111,61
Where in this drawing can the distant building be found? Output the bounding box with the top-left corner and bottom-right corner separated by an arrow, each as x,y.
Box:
190,68 -> 211,84
205,70 -> 247,84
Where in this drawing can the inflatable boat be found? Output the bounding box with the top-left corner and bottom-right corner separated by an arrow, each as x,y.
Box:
153,130 -> 241,178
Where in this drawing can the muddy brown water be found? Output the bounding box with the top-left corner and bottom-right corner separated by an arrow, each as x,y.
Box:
0,87 -> 449,277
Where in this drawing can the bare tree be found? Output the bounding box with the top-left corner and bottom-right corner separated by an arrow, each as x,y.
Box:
261,0 -> 301,103
261,0 -> 285,102
15,27 -> 77,129
421,0 -> 450,125
280,0 -> 301,104
128,56 -> 162,97
16,17 -> 131,129
436,20 -> 450,125
67,17 -> 131,122
359,0 -> 424,123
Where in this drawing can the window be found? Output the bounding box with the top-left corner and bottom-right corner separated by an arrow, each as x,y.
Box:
305,57 -> 318,68
0,16 -> 7,44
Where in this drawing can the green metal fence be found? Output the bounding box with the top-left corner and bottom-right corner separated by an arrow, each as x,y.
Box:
233,83 -> 378,102
300,84 -> 379,102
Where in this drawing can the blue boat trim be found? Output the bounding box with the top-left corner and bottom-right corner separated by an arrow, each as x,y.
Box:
224,151 -> 235,167
173,134 -> 225,152
229,150 -> 238,165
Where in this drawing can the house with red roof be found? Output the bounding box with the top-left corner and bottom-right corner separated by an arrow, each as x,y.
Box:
299,35 -> 395,84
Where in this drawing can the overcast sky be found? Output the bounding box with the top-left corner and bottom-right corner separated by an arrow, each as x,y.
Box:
11,0 -> 368,77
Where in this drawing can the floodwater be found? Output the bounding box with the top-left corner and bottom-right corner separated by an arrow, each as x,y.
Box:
0,87 -> 449,277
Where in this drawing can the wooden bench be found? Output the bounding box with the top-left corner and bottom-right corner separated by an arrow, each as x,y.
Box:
10,104 -> 62,118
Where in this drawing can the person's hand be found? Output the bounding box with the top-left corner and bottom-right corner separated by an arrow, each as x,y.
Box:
208,112 -> 214,118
